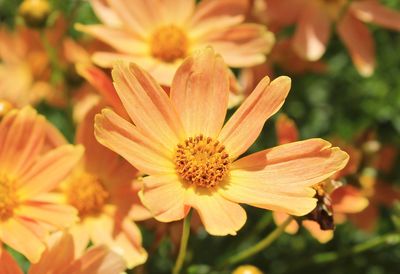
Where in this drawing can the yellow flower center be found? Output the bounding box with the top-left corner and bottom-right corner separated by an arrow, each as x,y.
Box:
65,173 -> 109,217
0,175 -> 18,220
150,25 -> 188,63
175,135 -> 230,188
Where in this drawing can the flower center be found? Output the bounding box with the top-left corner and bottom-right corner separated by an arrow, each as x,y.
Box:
0,175 -> 18,220
150,25 -> 188,63
175,135 -> 230,188
65,173 -> 109,217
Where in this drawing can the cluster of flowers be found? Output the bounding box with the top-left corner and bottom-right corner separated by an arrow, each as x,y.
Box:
1,0 -> 399,273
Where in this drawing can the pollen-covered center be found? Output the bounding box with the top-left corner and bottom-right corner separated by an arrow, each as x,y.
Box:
150,25 -> 188,63
175,135 -> 230,188
65,173 -> 109,217
0,175 -> 18,220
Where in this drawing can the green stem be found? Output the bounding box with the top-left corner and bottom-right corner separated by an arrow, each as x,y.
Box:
221,216 -> 292,267
313,233 -> 400,264
291,233 -> 400,272
172,210 -> 193,274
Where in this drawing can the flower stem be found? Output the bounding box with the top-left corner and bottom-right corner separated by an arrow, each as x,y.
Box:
290,233 -> 400,271
172,210 -> 193,274
221,216 -> 292,267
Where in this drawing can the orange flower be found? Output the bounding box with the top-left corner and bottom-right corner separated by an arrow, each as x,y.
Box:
0,231 -> 125,274
59,104 -> 148,268
76,0 -> 274,86
0,27 -> 52,107
0,107 -> 83,262
94,48 -> 349,236
265,0 -> 400,76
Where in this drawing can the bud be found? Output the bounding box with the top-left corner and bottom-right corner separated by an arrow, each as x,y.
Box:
232,265 -> 264,274
18,0 -> 51,28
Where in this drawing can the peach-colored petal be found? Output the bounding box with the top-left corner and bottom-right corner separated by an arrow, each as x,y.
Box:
0,249 -> 23,274
265,0 -> 303,31
94,108 -> 175,174
275,114 -> 299,145
219,139 -> 349,216
69,224 -> 90,258
90,0 -> 122,27
190,0 -> 247,37
113,220 -> 147,268
91,51 -> 141,68
337,12 -> 375,77
185,188 -> 246,236
105,0 -> 159,37
159,0 -> 195,24
18,145 -> 84,198
218,76 -> 291,159
28,231 -> 75,274
170,47 -> 229,138
198,24 -> 274,67
16,202 -> 77,229
292,3 -> 331,61
0,218 -> 46,263
273,212 -> 299,234
0,107 -> 45,177
75,24 -> 147,55
350,0 -> 400,31
140,174 -> 189,222
76,64 -> 127,118
64,245 -> 125,274
331,185 -> 369,214
302,220 -> 334,243
112,62 -> 185,152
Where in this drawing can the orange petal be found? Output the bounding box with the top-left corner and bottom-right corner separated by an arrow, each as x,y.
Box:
89,0 -> 122,27
186,188 -> 247,236
16,202 -> 78,229
302,220 -> 333,243
64,245 -> 125,274
220,139 -> 349,216
0,106 -> 45,177
190,0 -> 247,36
348,204 -> 378,232
350,0 -> 400,31
76,64 -> 128,119
0,249 -> 23,274
105,0 -> 161,37
29,232 -> 75,274
218,76 -> 291,159
0,218 -> 45,263
112,62 -> 185,152
275,114 -> 299,145
75,24 -> 146,55
198,24 -> 274,68
140,174 -> 189,222
18,145 -> 84,199
113,219 -> 147,268
170,47 -> 229,138
24,151 -> 82,197
94,108 -> 175,175
337,12 -> 375,77
331,185 -> 369,214
292,3 -> 331,61
272,212 -> 299,234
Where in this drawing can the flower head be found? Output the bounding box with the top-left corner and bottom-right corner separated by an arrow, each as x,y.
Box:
60,104 -> 148,268
95,48 -> 349,236
0,106 -> 83,262
76,0 -> 274,85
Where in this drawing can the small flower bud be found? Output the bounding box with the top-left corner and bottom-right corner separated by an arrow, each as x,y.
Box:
232,265 -> 264,274
18,0 -> 51,28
